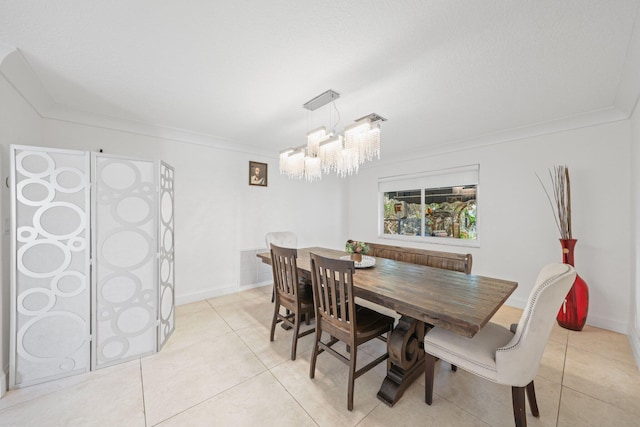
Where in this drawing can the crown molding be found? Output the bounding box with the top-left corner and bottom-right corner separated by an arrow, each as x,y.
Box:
44,104 -> 276,157
0,45 -> 276,158
614,2 -> 640,116
0,45 -> 55,117
3,43 -> 638,165
373,106 -> 629,168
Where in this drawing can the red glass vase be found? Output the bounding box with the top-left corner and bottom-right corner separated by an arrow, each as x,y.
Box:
557,239 -> 589,331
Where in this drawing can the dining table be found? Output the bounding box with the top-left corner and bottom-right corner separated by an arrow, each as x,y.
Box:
257,246 -> 518,407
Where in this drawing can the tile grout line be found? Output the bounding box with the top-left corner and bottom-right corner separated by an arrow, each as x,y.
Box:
146,325 -> 269,426
230,296 -> 321,424
561,337 -> 640,419
139,358 -> 148,427
430,363 -> 492,426
266,369 -> 321,426
555,336 -> 569,427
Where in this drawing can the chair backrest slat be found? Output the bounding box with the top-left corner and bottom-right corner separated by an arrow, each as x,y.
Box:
310,253 -> 356,334
270,244 -> 299,299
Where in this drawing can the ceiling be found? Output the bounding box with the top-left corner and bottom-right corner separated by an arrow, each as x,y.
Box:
1,1 -> 640,161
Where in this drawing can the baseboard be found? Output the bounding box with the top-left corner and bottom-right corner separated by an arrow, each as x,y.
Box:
504,298 -> 628,334
505,296 -> 528,311
586,313 -> 628,334
175,281 -> 271,306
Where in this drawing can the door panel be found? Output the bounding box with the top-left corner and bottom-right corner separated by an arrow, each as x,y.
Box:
92,154 -> 158,369
10,146 -> 91,388
158,162 -> 175,350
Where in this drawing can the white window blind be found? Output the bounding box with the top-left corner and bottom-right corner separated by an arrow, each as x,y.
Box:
378,164 -> 479,193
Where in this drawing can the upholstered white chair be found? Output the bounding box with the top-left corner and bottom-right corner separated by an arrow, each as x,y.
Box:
265,231 -> 297,250
423,263 -> 576,427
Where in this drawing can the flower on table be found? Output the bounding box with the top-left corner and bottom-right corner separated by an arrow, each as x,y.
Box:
345,240 -> 370,255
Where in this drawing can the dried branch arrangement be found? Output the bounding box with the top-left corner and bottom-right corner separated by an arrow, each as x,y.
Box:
536,165 -> 572,239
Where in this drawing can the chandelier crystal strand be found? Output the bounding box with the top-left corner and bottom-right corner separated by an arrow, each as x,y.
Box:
287,148 -> 306,179
304,156 -> 322,182
336,146 -> 359,178
344,119 -> 370,166
365,123 -> 381,161
306,127 -> 329,158
279,148 -> 294,174
318,135 -> 342,173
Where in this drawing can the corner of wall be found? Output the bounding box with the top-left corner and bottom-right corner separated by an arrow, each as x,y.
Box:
0,43 -> 15,63
1,365 -> 7,398
630,330 -> 640,371
0,46 -> 55,117
614,2 -> 640,116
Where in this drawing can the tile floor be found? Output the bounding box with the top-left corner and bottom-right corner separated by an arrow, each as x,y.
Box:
1,284 -> 639,426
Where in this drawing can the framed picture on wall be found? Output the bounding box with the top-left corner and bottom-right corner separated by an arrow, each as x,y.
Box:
249,161 -> 268,187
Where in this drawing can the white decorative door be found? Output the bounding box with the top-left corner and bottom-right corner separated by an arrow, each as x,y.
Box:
91,154 -> 158,369
158,161 -> 175,349
10,146 -> 91,388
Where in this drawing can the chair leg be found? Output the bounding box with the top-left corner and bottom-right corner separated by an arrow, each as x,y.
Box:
424,353 -> 436,405
347,344 -> 357,411
270,301 -> 279,342
291,310 -> 300,360
526,381 -> 539,417
386,329 -> 392,371
309,328 -> 320,379
279,309 -> 293,330
511,386 -> 527,427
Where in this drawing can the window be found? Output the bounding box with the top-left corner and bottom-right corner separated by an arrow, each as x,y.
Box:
379,165 -> 478,242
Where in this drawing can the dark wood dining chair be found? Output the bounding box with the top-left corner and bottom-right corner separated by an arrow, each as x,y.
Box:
423,263 -> 576,427
265,231 -> 298,302
308,252 -> 395,411
269,244 -> 315,360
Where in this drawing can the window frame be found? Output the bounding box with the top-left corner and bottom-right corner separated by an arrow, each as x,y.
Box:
377,164 -> 480,248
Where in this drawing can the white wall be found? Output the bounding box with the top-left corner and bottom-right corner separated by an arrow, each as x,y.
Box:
348,121 -> 632,333
0,74 -> 44,397
36,119 -> 348,303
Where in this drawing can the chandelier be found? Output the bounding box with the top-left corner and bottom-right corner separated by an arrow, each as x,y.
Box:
279,90 -> 386,182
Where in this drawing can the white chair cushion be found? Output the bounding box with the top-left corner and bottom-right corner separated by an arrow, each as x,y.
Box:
424,322 -> 514,383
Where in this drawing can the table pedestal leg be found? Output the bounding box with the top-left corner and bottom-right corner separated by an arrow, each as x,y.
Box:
377,316 -> 426,406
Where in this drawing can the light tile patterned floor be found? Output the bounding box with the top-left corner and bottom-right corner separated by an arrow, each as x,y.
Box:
1,285 -> 638,426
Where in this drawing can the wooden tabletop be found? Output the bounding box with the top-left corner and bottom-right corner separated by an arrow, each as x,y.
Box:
257,247 -> 517,338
